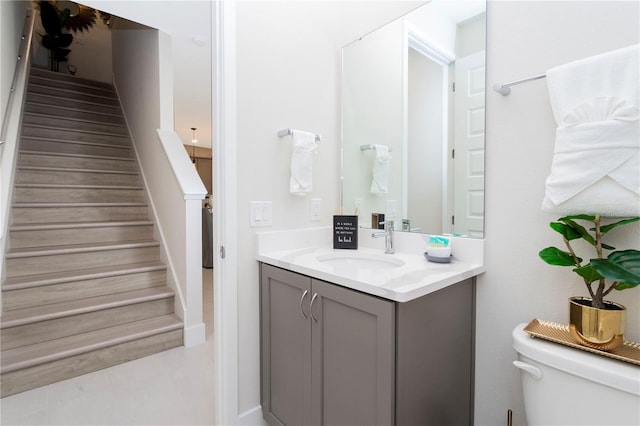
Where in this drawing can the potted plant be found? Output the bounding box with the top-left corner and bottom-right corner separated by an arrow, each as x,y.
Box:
37,1 -> 73,72
539,214 -> 640,351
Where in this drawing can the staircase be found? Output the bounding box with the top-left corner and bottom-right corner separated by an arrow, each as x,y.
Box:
0,67 -> 183,397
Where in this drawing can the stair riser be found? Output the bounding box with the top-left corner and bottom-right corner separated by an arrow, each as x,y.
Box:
2,298 -> 175,350
22,126 -> 130,146
11,205 -> 149,225
30,68 -> 114,90
6,246 -> 160,278
14,187 -> 145,203
21,139 -> 132,158
15,169 -> 141,186
19,153 -> 138,172
27,93 -> 121,115
23,114 -> 128,136
28,76 -> 116,99
10,224 -> 153,249
28,86 -> 119,106
25,103 -> 124,125
0,329 -> 183,397
3,269 -> 167,311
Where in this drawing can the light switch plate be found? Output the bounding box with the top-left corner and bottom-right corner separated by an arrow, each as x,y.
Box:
310,198 -> 321,221
250,201 -> 272,227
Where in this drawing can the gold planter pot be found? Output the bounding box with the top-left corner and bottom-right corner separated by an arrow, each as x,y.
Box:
569,296 -> 626,351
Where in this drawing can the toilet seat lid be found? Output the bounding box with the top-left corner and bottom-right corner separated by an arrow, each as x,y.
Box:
512,323 -> 640,396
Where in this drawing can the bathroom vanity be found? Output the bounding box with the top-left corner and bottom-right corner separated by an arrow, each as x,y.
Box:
257,228 -> 484,426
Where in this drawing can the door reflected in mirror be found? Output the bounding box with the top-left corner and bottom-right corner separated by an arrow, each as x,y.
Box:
342,0 -> 486,238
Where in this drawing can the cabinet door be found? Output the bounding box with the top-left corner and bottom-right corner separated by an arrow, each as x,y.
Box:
310,279 -> 395,426
261,264 -> 312,426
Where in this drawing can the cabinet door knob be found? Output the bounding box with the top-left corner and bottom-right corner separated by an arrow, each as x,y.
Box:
310,292 -> 319,323
299,290 -> 309,319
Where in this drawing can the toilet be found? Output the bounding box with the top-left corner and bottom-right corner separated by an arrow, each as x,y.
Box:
512,323 -> 640,426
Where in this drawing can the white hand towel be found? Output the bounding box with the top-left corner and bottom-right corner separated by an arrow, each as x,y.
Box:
290,130 -> 317,196
370,145 -> 392,194
542,44 -> 640,216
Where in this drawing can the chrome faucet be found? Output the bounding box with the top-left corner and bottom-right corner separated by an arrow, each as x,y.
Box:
371,220 -> 394,254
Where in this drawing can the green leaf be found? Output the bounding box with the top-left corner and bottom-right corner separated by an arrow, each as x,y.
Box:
549,222 -> 582,240
601,243 -> 616,251
558,214 -> 597,222
590,250 -> 640,285
539,247 -> 578,266
599,217 -> 640,234
573,264 -> 603,283
559,218 -> 596,246
615,282 -> 639,290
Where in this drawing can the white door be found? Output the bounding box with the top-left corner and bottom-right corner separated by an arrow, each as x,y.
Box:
453,51 -> 485,237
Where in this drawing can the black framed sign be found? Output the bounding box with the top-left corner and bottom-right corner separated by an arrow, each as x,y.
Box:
333,215 -> 358,249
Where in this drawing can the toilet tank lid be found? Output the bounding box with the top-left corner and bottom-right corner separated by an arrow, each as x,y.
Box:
512,323 -> 640,396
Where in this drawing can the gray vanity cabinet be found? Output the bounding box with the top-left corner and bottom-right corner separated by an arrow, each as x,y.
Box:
260,263 -> 394,426
260,263 -> 475,426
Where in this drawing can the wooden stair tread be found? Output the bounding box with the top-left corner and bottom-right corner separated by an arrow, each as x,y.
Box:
17,165 -> 138,175
23,123 -> 128,138
6,239 -> 160,258
28,83 -> 117,100
1,286 -> 175,328
26,92 -> 120,111
10,220 -> 153,232
23,112 -> 126,129
0,314 -> 182,374
19,150 -> 136,162
22,135 -> 130,149
2,261 -> 166,290
15,183 -> 143,190
30,68 -> 115,90
26,100 -> 123,119
14,202 -> 146,207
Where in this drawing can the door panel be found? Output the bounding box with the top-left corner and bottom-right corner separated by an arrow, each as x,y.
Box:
261,264 -> 312,426
310,279 -> 395,426
454,51 -> 485,237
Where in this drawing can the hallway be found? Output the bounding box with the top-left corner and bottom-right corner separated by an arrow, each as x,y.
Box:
0,269 -> 215,425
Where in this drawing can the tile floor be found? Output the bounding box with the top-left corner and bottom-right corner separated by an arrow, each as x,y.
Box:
1,268 -> 215,426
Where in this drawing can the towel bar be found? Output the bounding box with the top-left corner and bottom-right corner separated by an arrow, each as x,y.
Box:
278,128 -> 322,142
493,73 -> 546,96
360,144 -> 392,152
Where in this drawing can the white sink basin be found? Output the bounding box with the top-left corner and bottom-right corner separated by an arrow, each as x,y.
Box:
316,252 -> 405,270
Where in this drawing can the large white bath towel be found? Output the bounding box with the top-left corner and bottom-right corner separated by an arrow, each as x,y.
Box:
289,130 -> 318,196
370,145 -> 392,195
542,44 -> 640,217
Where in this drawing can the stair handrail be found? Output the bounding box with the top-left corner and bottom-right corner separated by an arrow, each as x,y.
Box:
0,6 -> 36,249
0,8 -> 36,145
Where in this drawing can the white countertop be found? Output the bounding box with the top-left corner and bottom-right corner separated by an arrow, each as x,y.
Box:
256,227 -> 485,303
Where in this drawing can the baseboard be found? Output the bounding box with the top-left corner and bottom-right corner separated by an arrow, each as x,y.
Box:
183,321 -> 206,347
239,405 -> 267,426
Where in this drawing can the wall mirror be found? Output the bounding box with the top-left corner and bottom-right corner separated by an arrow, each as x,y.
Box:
341,0 -> 486,238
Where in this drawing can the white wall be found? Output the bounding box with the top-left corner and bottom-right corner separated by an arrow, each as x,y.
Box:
235,1 -> 425,417
79,0 -> 213,150
110,18 -> 206,345
0,0 -> 28,120
478,2 -> 640,425
66,19 -> 113,83
0,0 -> 30,312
